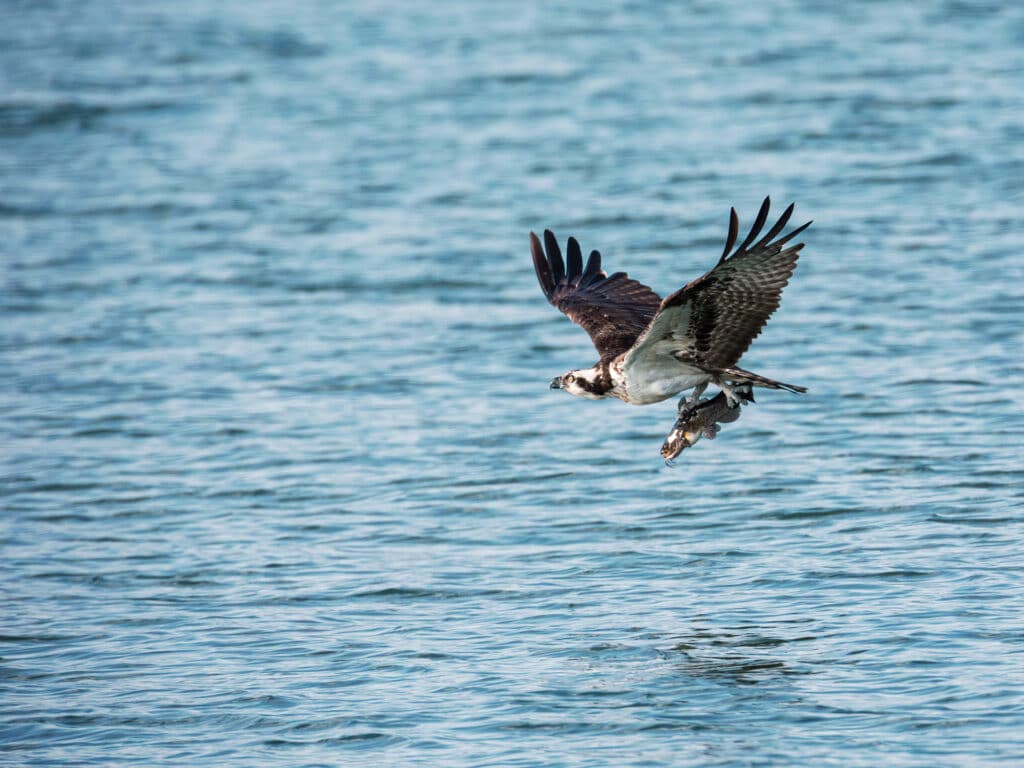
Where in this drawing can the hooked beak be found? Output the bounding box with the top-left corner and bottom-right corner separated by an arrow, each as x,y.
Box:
550,376 -> 562,389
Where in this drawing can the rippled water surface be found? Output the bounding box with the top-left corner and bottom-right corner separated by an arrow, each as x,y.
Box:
3,1 -> 1024,765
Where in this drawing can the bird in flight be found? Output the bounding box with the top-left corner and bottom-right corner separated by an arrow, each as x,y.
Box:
530,197 -> 811,439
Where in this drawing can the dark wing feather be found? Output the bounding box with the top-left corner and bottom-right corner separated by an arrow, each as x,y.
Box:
531,229 -> 661,360
628,198 -> 810,371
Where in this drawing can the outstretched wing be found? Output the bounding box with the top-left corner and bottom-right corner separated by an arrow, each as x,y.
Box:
531,229 -> 662,361
625,197 -> 811,372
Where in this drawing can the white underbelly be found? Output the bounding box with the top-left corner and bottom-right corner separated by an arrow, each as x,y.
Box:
623,362 -> 710,405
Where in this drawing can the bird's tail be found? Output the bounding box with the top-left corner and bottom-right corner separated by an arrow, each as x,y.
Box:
718,366 -> 808,394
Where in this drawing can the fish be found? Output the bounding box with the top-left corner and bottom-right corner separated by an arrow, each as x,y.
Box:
661,384 -> 755,463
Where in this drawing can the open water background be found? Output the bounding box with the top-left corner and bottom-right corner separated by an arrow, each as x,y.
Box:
2,1 -> 1023,765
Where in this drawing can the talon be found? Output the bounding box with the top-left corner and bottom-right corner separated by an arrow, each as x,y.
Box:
678,383 -> 708,416
718,381 -> 747,409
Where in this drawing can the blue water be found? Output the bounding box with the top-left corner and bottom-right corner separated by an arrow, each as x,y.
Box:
2,1 -> 1023,765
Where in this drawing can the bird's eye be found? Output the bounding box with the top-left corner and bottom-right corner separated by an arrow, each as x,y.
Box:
565,374 -> 576,384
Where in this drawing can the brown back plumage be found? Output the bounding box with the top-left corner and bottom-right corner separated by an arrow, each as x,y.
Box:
530,229 -> 662,361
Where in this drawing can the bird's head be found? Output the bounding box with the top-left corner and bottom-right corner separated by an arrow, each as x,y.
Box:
549,367 -> 607,400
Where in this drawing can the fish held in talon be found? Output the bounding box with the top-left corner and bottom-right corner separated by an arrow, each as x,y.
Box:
529,197 -> 812,458
661,386 -> 754,462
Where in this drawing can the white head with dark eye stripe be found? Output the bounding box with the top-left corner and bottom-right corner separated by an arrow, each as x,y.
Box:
549,367 -> 609,399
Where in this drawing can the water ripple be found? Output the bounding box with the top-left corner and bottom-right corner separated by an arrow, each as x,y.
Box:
3,0 -> 1024,766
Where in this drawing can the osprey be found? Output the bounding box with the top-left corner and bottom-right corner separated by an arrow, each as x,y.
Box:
531,197 -> 811,421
